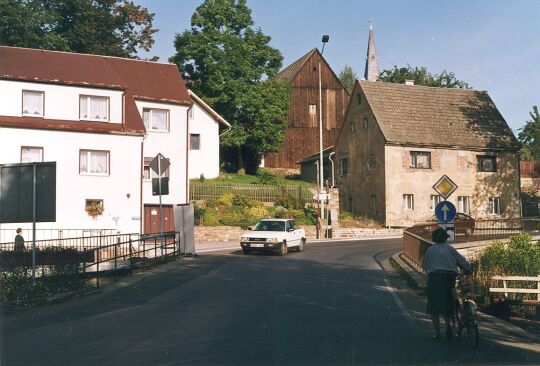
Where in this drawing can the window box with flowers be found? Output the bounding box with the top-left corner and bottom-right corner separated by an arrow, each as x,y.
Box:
85,199 -> 104,218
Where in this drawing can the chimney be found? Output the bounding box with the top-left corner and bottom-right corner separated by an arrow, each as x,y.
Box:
404,80 -> 415,86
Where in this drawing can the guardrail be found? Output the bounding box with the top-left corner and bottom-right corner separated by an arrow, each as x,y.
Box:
489,275 -> 540,306
0,228 -> 117,244
402,218 -> 540,269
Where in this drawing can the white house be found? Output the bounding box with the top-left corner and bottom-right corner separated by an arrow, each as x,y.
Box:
0,46 -> 192,238
187,90 -> 230,179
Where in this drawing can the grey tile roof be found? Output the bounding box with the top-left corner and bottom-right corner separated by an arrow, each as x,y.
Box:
359,81 -> 519,150
275,48 -> 316,82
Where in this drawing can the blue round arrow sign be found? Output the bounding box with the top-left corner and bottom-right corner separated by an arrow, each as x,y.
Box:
435,201 -> 456,223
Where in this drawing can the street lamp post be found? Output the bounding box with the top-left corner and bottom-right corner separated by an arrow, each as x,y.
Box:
319,34 -> 329,238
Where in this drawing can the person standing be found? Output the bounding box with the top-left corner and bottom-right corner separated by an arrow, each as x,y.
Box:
423,227 -> 470,340
14,228 -> 25,252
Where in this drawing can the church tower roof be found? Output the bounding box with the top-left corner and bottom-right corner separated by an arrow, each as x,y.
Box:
364,19 -> 380,82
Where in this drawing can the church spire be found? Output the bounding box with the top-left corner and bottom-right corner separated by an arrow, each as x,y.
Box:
364,19 -> 380,82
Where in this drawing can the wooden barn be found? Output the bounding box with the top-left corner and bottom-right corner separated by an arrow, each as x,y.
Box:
264,48 -> 350,171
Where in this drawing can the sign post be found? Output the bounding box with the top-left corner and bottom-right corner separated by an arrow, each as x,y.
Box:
150,153 -> 170,257
433,175 -> 459,242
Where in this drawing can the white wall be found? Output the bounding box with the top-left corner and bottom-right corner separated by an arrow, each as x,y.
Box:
188,102 -> 221,179
0,80 -> 123,123
135,100 -> 189,205
0,127 -> 142,234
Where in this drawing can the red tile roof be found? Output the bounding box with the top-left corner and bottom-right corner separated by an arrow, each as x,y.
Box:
0,46 -> 192,135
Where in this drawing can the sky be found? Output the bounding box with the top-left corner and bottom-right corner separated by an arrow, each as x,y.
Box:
137,0 -> 540,134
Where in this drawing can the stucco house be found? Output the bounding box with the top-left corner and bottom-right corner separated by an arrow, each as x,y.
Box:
335,80 -> 521,227
0,46 -> 192,236
187,90 -> 230,180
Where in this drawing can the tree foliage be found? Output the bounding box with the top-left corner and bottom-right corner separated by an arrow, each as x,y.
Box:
0,0 -> 157,58
338,65 -> 357,94
379,65 -> 470,89
518,106 -> 540,161
170,0 -> 290,172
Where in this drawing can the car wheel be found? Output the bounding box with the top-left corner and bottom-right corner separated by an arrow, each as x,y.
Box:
242,248 -> 251,255
278,241 -> 287,256
297,238 -> 305,252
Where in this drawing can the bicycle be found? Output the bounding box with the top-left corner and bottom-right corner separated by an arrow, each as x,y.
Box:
451,275 -> 479,348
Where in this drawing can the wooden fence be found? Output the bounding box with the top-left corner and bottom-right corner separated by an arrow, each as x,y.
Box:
489,275 -> 540,305
190,182 -> 317,203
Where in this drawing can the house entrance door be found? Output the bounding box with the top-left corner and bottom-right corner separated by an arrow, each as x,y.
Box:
144,205 -> 175,234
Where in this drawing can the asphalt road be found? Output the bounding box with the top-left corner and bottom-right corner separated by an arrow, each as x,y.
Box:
1,238 -> 539,365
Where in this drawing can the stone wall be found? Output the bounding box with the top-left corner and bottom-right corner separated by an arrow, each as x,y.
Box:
194,225 -> 402,243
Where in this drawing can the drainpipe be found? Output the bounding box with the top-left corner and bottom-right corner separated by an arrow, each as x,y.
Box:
219,125 -> 232,137
140,136 -> 145,234
328,152 -> 335,188
186,104 -> 194,203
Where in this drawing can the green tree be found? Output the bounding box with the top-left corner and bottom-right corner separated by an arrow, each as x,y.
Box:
170,0 -> 289,173
379,65 -> 470,89
338,65 -> 357,93
0,0 -> 157,58
518,106 -> 540,160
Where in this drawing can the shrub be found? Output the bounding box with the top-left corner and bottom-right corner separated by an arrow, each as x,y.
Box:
194,204 -> 206,226
247,200 -> 264,208
218,193 -> 235,207
206,198 -> 220,208
248,205 -> 269,219
203,210 -> 219,226
303,205 -> 318,225
273,206 -> 292,219
232,194 -> 249,207
290,209 -> 306,221
479,233 -> 540,276
256,168 -> 278,185
199,174 -> 205,182
275,194 -> 300,210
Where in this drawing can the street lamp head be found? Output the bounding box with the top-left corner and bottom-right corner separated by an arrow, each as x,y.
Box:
322,35 -> 330,43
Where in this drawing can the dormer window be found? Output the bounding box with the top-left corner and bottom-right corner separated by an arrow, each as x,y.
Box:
80,95 -> 109,121
143,108 -> 169,132
22,90 -> 44,117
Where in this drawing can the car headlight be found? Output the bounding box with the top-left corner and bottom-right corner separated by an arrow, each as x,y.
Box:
270,238 -> 279,243
241,237 -> 249,242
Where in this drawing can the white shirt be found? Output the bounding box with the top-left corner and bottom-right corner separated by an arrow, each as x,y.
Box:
423,242 -> 470,274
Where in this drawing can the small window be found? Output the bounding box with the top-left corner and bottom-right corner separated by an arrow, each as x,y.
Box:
430,195 -> 441,210
80,149 -> 109,175
143,108 -> 169,132
458,196 -> 470,214
21,146 -> 43,163
356,93 -> 362,105
367,153 -> 377,169
403,194 -> 414,210
309,104 -> 317,115
22,90 -> 44,116
143,157 -> 169,180
489,197 -> 501,215
363,118 -> 368,130
80,95 -> 109,121
190,134 -> 201,150
340,158 -> 348,176
410,151 -> 431,169
477,156 -> 497,172
188,107 -> 194,120
350,121 -> 354,134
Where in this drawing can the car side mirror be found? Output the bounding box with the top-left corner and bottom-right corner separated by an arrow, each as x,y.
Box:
287,228 -> 294,232
248,227 -> 252,231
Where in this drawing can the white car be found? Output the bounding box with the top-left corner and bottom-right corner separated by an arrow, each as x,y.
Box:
240,219 -> 306,255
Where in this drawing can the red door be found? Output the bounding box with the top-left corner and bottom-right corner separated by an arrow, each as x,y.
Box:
144,205 -> 175,234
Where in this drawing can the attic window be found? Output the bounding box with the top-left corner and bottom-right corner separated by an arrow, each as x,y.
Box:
80,95 -> 109,121
363,118 -> 369,130
309,104 -> 317,115
349,121 -> 354,134
356,93 -> 362,105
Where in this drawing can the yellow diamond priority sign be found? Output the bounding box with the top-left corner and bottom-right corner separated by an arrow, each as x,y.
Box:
433,175 -> 458,199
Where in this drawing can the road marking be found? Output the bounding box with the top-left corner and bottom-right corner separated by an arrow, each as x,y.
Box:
384,278 -> 417,329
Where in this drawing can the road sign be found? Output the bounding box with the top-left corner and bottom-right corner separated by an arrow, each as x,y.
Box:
433,175 -> 458,199
149,153 -> 170,176
313,192 -> 329,201
435,201 -> 456,223
439,222 -> 455,242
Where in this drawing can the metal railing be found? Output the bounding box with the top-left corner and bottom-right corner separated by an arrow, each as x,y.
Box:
0,228 -> 117,244
402,218 -> 540,268
190,182 -> 316,203
0,233 -> 137,252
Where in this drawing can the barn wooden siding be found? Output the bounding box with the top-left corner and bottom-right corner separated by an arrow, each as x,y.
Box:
265,51 -> 350,169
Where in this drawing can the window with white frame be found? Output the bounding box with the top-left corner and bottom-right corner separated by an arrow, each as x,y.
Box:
80,95 -> 109,121
190,134 -> 201,150
188,107 -> 194,120
489,197 -> 501,215
143,108 -> 169,131
457,196 -> 470,214
22,90 -> 44,116
403,194 -> 414,210
79,149 -> 109,175
21,146 -> 43,163
309,104 -> 316,115
430,195 -> 441,210
410,151 -> 431,169
143,157 -> 169,180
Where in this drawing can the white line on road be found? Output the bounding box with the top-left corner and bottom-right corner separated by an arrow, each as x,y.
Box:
384,278 -> 417,329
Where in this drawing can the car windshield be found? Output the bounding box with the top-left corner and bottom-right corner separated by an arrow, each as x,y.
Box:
254,221 -> 285,232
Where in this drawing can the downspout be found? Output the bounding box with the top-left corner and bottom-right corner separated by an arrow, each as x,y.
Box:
328,152 -> 335,188
219,125 -> 232,137
186,104 -> 194,203
140,137 -> 145,234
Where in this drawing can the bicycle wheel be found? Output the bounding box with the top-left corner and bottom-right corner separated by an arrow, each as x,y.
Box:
459,302 -> 479,348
